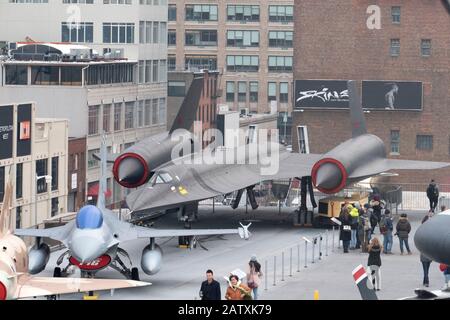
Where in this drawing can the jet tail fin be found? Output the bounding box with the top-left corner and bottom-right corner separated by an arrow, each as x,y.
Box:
348,80 -> 367,138
97,133 -> 108,210
0,167 -> 14,237
169,76 -> 204,134
352,264 -> 378,300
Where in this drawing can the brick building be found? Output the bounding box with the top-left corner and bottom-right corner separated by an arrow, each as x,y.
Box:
292,0 -> 450,185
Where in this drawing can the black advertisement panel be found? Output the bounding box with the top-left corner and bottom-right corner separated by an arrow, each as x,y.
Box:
0,105 -> 14,160
362,81 -> 423,111
17,103 -> 32,157
294,80 -> 349,109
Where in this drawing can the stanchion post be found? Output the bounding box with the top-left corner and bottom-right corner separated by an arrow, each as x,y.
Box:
289,247 -> 293,277
325,230 -> 329,257
273,256 -> 276,286
332,226 -> 335,252
304,240 -> 308,268
264,260 -> 268,291
312,237 -> 316,264
281,251 -> 285,281
297,244 -> 300,272
319,234 -> 322,260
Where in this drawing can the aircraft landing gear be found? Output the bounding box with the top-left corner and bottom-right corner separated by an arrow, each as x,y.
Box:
53,267 -> 62,278
110,254 -> 139,280
131,267 -> 140,281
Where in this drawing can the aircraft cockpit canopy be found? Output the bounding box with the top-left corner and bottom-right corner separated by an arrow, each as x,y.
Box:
76,205 -> 104,229
150,172 -> 173,185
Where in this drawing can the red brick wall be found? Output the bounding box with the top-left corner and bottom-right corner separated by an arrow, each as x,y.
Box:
292,0 -> 450,185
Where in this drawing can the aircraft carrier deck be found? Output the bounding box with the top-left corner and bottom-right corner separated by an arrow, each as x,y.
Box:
32,206 -> 444,300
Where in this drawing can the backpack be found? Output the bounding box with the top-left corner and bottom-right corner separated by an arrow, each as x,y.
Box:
379,217 -> 387,234
427,184 -> 439,198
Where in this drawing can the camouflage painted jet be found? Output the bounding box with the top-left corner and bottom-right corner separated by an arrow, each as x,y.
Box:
15,136 -> 250,281
126,81 -> 450,214
0,172 -> 148,300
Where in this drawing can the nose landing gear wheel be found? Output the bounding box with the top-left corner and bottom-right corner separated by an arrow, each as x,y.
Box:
131,267 -> 140,281
53,267 -> 62,278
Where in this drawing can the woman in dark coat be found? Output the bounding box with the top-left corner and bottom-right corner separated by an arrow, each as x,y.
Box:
339,208 -> 352,253
367,237 -> 382,291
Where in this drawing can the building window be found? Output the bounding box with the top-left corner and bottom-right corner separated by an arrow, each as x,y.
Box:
185,30 -> 217,46
88,149 -> 100,168
168,81 -> 186,96
16,163 -> 23,199
226,55 -> 259,72
391,6 -> 401,23
114,103 -> 122,131
51,157 -> 58,191
168,56 -> 176,71
103,104 -> 111,133
390,39 -> 400,56
268,56 -> 293,72
61,22 -> 93,43
185,56 -> 217,71
268,31 -> 293,48
226,82 -> 235,102
15,206 -> 21,229
151,99 -> 158,125
152,60 -> 159,82
159,98 -> 166,125
185,4 -> 218,21
0,167 -> 4,203
31,66 -> 59,85
145,21 -> 152,43
137,101 -> 144,127
139,21 -> 145,43
268,82 -> 277,102
227,5 -> 259,22
249,81 -> 258,102
103,23 -> 135,44
36,159 -> 48,193
124,101 -> 135,129
63,0 -> 94,3
416,135 -> 433,151
103,0 -> 132,3
227,30 -> 259,47
86,63 -> 134,85
279,82 -> 289,103
238,81 -> 247,103
51,198 -> 59,217
390,130 -> 400,154
269,5 -> 294,23
159,60 -> 167,82
160,22 -> 167,45
421,39 -> 431,57
168,4 -> 177,21
5,65 -> 28,85
152,22 -> 159,43
61,67 -> 82,85
144,60 -> 151,83
144,99 -> 151,126
297,126 -> 310,154
88,105 -> 100,135
168,30 -> 176,46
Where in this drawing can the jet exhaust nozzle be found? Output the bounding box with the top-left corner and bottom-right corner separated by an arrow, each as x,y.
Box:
113,152 -> 150,188
311,158 -> 348,194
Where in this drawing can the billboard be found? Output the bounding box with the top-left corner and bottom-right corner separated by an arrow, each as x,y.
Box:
17,103 -> 32,157
361,81 -> 423,111
294,80 -> 349,109
0,105 -> 14,160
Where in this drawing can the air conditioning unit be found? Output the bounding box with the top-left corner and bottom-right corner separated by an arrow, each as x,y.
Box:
239,108 -> 249,117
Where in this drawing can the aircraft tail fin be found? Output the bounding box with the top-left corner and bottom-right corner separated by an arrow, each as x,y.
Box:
97,133 -> 107,210
352,264 -> 378,300
169,76 -> 204,134
0,167 -> 14,237
348,80 -> 367,138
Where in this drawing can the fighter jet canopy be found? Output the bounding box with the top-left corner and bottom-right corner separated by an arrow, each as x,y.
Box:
76,205 -> 103,229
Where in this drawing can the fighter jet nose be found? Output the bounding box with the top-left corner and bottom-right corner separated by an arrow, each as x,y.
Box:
71,238 -> 104,264
315,162 -> 342,190
118,157 -> 144,182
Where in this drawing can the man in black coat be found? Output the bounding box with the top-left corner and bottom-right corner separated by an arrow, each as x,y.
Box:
200,270 -> 221,300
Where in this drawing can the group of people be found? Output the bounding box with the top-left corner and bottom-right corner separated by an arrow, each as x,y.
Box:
199,255 -> 263,300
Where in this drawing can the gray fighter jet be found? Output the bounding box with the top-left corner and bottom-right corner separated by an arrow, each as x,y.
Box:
126,81 -> 450,214
15,136 -> 250,280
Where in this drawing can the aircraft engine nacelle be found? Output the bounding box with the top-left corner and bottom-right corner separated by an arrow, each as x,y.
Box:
28,243 -> 50,275
113,133 -> 193,188
0,272 -> 15,300
141,244 -> 163,275
311,134 -> 385,194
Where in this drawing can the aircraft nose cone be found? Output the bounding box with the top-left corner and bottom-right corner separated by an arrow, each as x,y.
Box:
415,214 -> 450,265
315,162 -> 342,190
71,238 -> 104,263
118,157 -> 145,183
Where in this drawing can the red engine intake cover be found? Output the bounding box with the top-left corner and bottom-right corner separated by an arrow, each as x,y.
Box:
112,152 -> 150,188
69,255 -> 112,271
311,158 -> 348,194
0,281 -> 7,300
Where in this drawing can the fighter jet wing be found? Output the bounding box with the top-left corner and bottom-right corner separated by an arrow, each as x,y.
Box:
348,158 -> 450,179
135,226 -> 241,238
15,223 -> 72,242
15,274 -> 149,299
